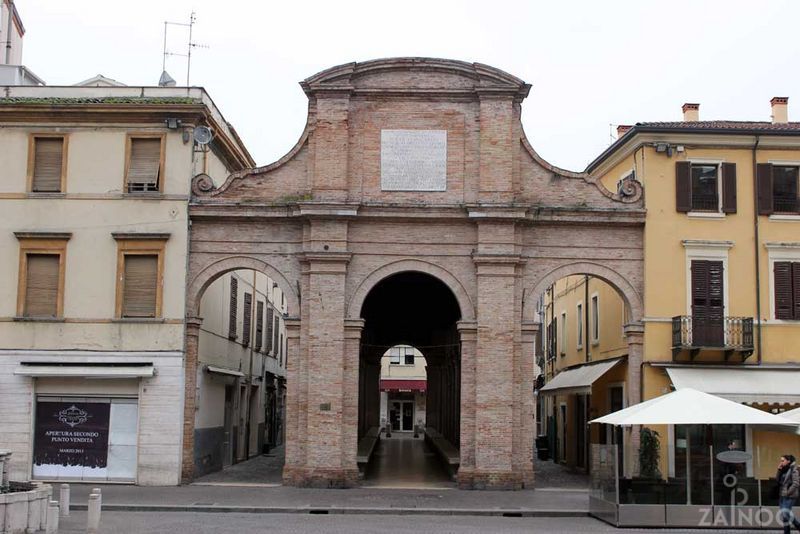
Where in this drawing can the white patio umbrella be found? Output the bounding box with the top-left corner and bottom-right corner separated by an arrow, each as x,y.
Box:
590,388 -> 797,426
781,406 -> 800,422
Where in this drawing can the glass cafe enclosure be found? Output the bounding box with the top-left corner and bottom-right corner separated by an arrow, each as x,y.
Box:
590,388 -> 798,529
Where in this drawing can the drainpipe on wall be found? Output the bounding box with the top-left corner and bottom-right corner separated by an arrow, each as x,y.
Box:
5,1 -> 14,65
752,136 -> 762,364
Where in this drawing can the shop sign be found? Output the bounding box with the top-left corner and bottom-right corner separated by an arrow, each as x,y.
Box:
33,402 -> 110,469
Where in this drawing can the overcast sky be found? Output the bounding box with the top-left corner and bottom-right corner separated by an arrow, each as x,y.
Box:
18,0 -> 800,171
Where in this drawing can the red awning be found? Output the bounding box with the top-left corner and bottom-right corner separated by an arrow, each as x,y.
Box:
380,379 -> 427,392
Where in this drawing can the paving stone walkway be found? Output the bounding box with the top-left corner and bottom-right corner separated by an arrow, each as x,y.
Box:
192,445 -> 284,486
533,456 -> 590,490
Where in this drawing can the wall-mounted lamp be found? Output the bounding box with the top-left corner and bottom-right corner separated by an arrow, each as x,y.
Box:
655,143 -> 674,157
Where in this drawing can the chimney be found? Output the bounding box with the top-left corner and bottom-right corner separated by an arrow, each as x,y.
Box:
771,97 -> 788,124
682,103 -> 700,122
617,125 -> 632,138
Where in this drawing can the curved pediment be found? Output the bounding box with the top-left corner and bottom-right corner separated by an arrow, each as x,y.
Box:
301,57 -> 531,100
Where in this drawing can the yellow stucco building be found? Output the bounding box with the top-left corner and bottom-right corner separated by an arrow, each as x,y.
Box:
540,98 -> 800,487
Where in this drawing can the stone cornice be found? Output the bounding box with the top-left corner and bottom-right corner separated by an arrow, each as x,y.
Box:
298,251 -> 353,264
111,232 -> 171,241
14,231 -> 72,240
301,58 -> 530,102
471,253 -> 525,265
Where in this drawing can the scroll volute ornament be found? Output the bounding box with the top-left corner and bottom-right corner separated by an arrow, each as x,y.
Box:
191,173 -> 215,196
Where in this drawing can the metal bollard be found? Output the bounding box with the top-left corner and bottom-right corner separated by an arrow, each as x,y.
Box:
87,493 -> 101,534
92,487 -> 102,507
60,483 -> 70,517
46,500 -> 59,534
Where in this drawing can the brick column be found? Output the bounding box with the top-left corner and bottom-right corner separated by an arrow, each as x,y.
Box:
469,252 -> 523,489
181,316 -> 203,484
293,250 -> 356,487
456,320 -> 477,482
516,321 -> 539,487
342,318 -> 364,471
624,322 -> 644,477
282,317 -> 302,473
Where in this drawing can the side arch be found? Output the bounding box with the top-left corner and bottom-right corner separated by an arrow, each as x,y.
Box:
523,261 -> 642,323
187,255 -> 300,318
347,259 -> 475,322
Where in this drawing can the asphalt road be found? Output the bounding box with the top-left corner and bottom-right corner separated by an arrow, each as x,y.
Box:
57,511 -> 763,533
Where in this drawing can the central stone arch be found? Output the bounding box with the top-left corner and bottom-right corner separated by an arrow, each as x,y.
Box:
347,259 -> 475,321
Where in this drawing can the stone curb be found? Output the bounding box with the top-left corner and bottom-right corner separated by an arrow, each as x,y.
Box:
70,504 -> 588,517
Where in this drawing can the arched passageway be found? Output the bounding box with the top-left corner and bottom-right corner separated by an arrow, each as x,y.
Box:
358,272 -> 462,485
181,258 -> 299,483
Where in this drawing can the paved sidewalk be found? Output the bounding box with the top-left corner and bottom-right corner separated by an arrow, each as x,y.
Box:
64,484 -> 589,517
192,446 -> 284,486
533,456 -> 590,489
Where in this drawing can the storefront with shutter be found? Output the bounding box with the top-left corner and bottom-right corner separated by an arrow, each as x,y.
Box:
4,351 -> 184,486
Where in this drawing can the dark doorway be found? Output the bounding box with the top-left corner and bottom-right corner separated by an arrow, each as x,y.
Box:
358,272 -> 461,486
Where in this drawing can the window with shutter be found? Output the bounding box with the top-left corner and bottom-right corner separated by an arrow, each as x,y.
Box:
24,254 -> 59,317
255,301 -> 264,351
273,315 -> 280,355
772,166 -> 799,214
122,255 -> 158,317
16,233 -> 70,319
774,262 -> 794,320
112,234 -> 167,319
757,163 -> 774,215
691,260 -> 724,346
265,306 -> 274,354
690,164 -> 719,212
31,137 -> 65,192
126,137 -> 163,193
721,163 -> 737,213
228,277 -> 238,339
794,263 -> 800,321
676,161 -> 691,212
242,292 -> 252,347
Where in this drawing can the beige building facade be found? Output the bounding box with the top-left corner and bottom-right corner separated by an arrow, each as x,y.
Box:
0,82 -> 252,485
379,346 -> 427,433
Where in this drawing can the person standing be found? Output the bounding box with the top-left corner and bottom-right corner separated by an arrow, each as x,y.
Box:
777,454 -> 800,533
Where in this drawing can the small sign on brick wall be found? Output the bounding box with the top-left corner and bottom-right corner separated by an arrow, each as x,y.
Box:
380,129 -> 447,191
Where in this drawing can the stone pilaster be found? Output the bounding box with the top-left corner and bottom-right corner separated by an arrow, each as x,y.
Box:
456,321 -> 477,481
282,317 -> 302,473
311,92 -> 351,202
624,322 -> 644,477
516,321 -> 539,487
478,93 -> 515,204
342,318 -> 364,472
181,316 -> 203,484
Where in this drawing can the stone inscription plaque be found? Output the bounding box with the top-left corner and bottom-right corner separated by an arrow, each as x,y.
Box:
381,129 -> 447,191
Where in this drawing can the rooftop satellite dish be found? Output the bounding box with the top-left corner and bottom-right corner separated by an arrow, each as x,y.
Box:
193,126 -> 213,145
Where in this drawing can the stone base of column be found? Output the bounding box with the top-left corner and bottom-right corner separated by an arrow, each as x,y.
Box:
282,466 -> 360,488
456,468 -> 529,490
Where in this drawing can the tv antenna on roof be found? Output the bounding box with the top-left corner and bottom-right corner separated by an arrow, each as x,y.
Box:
162,11 -> 209,86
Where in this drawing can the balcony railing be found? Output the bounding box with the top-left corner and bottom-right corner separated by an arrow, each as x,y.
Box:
671,315 -> 754,361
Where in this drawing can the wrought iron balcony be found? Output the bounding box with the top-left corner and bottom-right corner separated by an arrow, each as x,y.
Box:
671,315 -> 754,361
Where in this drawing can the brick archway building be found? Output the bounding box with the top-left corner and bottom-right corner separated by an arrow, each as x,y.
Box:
186,58 -> 645,489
